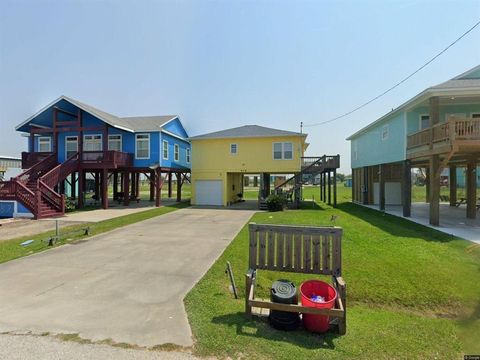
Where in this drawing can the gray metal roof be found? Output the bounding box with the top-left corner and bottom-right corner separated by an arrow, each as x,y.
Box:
429,78 -> 480,90
16,95 -> 179,133
63,96 -> 178,132
189,125 -> 306,140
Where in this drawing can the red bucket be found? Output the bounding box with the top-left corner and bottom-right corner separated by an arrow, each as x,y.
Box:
300,280 -> 337,333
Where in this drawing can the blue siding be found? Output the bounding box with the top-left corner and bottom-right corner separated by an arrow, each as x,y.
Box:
351,112 -> 405,169
17,202 -> 31,213
0,201 -> 14,218
160,132 -> 191,169
163,118 -> 188,138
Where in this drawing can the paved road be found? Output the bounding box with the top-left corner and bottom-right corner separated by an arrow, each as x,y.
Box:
0,334 -> 201,360
0,207 -> 254,350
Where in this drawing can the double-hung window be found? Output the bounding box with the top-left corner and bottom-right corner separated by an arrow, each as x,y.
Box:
381,125 -> 389,141
273,142 -> 293,160
162,140 -> 169,160
186,148 -> 191,163
108,134 -> 122,151
65,136 -> 78,159
38,137 -> 51,152
135,134 -> 150,159
230,143 -> 238,155
174,144 -> 179,161
84,135 -> 102,151
420,115 -> 430,130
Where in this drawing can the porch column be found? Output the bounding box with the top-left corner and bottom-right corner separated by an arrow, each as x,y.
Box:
78,169 -> 84,208
429,155 -> 440,226
176,172 -> 182,202
402,160 -> 412,217
71,173 -> 76,199
425,167 -> 430,203
29,131 -> 34,152
155,169 -> 161,207
103,123 -> 108,153
94,172 -> 100,202
168,172 -> 172,198
264,173 -> 271,197
135,173 -> 140,199
113,172 -> 118,200
149,171 -> 155,201
362,166 -> 369,205
379,164 -> 385,211
59,181 -> 65,196
327,171 -> 331,205
466,160 -> 477,219
101,169 -> 108,209
130,172 -> 136,200
319,172 -> 323,202
449,165 -> 457,207
123,171 -> 130,206
429,96 -> 440,149
333,169 -> 337,208
322,173 -> 326,202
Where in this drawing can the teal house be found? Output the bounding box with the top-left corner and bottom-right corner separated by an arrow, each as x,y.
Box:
347,65 -> 480,226
0,96 -> 191,219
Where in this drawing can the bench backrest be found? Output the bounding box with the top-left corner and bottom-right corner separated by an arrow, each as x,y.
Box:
248,223 -> 342,276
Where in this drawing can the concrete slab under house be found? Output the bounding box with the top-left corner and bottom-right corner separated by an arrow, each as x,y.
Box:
189,125 -> 340,209
0,96 -> 191,219
347,64 -> 480,233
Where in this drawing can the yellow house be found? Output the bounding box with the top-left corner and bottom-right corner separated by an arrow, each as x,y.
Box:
190,125 -> 308,206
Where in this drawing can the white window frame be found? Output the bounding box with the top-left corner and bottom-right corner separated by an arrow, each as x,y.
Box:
230,143 -> 238,155
65,136 -> 78,159
108,134 -> 122,151
381,125 -> 389,141
186,148 -> 191,163
83,134 -> 103,151
135,133 -> 150,160
38,136 -> 51,152
174,144 -> 179,161
419,114 -> 430,130
162,140 -> 169,160
272,142 -> 294,160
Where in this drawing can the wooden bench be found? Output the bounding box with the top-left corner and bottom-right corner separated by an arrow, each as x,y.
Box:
245,223 -> 346,334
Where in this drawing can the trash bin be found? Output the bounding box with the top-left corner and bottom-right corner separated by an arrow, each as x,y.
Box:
269,280 -> 300,331
300,280 -> 337,333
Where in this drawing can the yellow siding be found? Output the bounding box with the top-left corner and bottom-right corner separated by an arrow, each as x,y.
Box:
191,136 -> 306,206
191,136 -> 305,174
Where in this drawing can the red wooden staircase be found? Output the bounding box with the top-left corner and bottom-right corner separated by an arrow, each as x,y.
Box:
0,153 -> 80,219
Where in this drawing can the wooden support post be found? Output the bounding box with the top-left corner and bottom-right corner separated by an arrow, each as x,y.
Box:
323,173 -> 326,202
94,172 -> 100,201
113,172 -> 118,200
429,96 -> 439,150
362,167 -> 369,205
135,173 -> 140,198
333,169 -> 337,208
155,169 -> 161,207
327,171 -> 331,205
429,155 -> 440,226
130,172 -> 135,199
319,172 -> 323,202
449,166 -> 457,207
120,172 -> 124,193
59,181 -> 65,195
264,173 -> 271,197
168,172 -> 172,198
101,169 -> 108,209
466,160 -> 477,219
71,173 -> 76,199
425,167 -> 430,203
103,123 -> 108,153
379,164 -> 385,211
176,172 -> 182,202
150,171 -> 155,201
29,131 -> 34,152
78,169 -> 84,208
402,160 -> 412,217
123,171 -> 130,206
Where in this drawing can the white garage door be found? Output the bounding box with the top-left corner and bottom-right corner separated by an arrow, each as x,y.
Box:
195,180 -> 223,206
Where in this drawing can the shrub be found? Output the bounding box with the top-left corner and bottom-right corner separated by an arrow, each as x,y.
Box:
65,198 -> 76,212
266,194 -> 287,212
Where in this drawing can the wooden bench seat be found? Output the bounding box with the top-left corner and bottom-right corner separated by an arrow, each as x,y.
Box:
245,223 -> 346,334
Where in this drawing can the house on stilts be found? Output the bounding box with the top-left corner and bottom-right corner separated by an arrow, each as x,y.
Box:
0,96 -> 191,219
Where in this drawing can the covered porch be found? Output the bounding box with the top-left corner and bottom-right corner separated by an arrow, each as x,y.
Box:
364,202 -> 480,244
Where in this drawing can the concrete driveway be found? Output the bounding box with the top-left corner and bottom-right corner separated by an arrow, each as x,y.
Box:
0,208 -> 254,348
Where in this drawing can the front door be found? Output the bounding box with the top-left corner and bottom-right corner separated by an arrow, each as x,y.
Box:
65,136 -> 78,159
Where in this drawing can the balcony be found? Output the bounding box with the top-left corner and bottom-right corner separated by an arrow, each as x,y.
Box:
301,155 -> 340,173
407,117 -> 480,158
81,151 -> 133,168
21,152 -> 53,169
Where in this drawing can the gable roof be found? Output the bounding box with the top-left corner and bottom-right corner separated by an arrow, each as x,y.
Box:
347,64 -> 480,140
15,95 -> 182,134
189,125 -> 306,140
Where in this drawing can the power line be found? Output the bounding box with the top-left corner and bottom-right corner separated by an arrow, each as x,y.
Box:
303,19 -> 480,128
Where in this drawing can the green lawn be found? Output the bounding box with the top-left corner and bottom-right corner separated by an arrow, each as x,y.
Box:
185,197 -> 480,359
0,202 -> 188,264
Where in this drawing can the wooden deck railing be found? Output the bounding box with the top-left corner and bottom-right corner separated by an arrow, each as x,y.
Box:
407,117 -> 480,150
81,151 -> 133,168
21,152 -> 53,169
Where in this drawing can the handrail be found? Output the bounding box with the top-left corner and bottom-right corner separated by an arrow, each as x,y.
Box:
41,152 -> 79,188
15,153 -> 57,185
39,180 -> 64,212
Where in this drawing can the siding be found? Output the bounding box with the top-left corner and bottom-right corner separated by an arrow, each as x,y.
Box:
351,112 -> 405,169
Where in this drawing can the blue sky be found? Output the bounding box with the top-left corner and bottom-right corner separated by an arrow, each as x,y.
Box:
1,0 -> 479,172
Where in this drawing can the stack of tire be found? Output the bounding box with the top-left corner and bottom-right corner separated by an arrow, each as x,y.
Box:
269,279 -> 300,331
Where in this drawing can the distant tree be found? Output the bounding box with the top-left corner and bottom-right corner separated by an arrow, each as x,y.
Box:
336,173 -> 345,182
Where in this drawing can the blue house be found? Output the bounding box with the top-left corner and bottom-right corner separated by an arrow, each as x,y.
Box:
347,65 -> 480,226
0,96 -> 191,218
